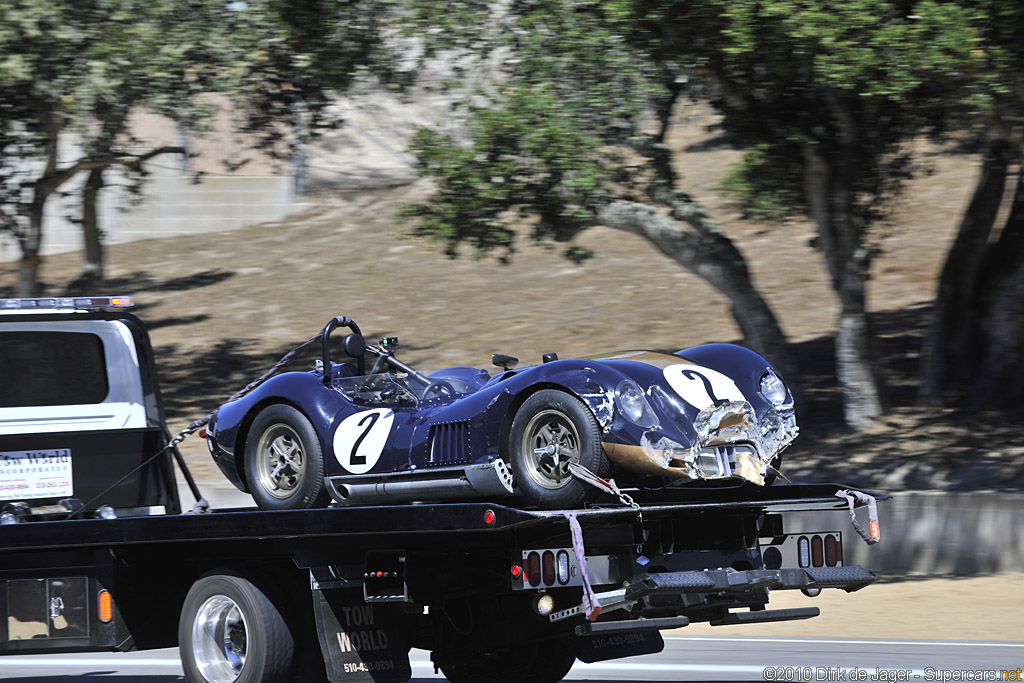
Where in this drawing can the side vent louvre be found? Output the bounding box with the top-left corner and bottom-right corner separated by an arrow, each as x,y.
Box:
428,422 -> 471,465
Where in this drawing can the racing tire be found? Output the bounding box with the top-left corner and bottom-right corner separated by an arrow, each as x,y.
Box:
179,572 -> 294,683
244,404 -> 330,510
509,389 -> 610,509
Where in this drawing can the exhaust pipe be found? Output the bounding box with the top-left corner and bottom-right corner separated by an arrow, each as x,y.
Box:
327,459 -> 514,505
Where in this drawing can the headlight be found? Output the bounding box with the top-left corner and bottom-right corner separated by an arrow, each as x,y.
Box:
615,380 -> 654,426
760,371 -> 788,405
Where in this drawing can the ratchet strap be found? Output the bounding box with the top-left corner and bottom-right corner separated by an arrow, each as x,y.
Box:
560,511 -> 602,621
836,489 -> 881,545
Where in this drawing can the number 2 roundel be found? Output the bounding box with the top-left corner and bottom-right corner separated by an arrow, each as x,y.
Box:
333,408 -> 395,474
664,363 -> 746,411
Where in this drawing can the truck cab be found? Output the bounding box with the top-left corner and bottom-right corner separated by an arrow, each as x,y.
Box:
0,296 -> 181,521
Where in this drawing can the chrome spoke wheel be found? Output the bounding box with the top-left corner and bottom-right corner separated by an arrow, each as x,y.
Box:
522,409 -> 581,489
192,595 -> 248,683
255,425 -> 306,499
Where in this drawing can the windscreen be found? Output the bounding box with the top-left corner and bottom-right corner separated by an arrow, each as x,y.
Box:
0,332 -> 109,408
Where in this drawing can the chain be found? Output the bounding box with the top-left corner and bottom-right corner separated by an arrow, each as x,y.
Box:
567,462 -> 641,511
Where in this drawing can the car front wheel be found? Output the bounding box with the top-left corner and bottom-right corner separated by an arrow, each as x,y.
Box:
509,389 -> 610,509
244,404 -> 330,510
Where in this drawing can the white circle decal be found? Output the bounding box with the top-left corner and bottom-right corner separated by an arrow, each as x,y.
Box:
664,364 -> 746,411
332,408 -> 395,474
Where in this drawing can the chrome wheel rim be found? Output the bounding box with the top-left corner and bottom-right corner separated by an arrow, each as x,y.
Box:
255,424 -> 306,499
521,409 -> 580,489
192,595 -> 248,683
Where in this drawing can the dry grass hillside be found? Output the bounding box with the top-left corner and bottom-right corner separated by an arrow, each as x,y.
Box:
2,103 -> 1022,490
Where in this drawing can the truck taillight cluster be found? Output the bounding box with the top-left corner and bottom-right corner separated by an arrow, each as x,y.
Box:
516,550 -> 572,588
797,534 -> 842,568
760,531 -> 844,570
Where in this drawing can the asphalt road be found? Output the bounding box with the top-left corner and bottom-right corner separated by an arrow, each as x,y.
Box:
0,635 -> 1020,682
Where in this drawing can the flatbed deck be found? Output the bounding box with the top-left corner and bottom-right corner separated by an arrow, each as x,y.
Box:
0,484 -> 882,554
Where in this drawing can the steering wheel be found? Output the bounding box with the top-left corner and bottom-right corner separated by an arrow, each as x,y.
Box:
422,379 -> 456,398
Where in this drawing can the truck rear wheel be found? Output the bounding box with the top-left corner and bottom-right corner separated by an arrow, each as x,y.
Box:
435,645 -> 536,683
529,637 -> 577,683
179,573 -> 294,683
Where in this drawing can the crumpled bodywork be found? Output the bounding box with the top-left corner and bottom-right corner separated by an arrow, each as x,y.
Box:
602,399 -> 798,485
597,344 -> 800,487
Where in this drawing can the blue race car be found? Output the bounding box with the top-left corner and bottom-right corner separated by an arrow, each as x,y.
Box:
206,318 -> 798,510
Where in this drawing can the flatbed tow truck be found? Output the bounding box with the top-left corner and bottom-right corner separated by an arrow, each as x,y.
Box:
0,298 -> 883,683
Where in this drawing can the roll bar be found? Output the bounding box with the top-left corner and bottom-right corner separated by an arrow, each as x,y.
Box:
322,316 -> 363,385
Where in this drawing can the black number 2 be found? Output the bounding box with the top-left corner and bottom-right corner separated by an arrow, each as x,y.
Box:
681,369 -> 724,406
350,412 -> 380,466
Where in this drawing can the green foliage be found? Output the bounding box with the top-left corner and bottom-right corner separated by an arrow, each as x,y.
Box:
404,0 -> 665,258
0,0 -> 235,150
719,144 -> 805,220
229,0 -> 413,154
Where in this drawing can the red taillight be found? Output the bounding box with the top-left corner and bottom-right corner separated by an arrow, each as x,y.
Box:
542,551 -> 555,586
526,552 -> 541,587
198,428 -> 207,439
824,535 -> 838,567
836,536 -> 843,565
811,535 -> 824,567
483,509 -> 495,526
511,564 -> 522,579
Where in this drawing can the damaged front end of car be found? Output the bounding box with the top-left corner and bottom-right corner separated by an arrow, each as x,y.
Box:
602,381 -> 798,486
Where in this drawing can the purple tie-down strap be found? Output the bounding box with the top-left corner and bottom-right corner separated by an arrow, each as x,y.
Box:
561,511 -> 602,621
835,489 -> 881,545
183,316 -> 352,437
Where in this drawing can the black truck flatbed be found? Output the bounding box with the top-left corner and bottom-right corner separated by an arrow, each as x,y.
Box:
0,483 -> 881,554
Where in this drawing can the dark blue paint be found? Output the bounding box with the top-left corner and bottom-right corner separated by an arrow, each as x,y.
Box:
205,343 -> 786,494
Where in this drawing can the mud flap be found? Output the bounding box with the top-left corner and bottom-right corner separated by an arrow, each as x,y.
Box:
576,629 -> 664,663
312,589 -> 412,683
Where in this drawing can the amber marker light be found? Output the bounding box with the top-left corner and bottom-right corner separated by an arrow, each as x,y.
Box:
98,590 -> 113,623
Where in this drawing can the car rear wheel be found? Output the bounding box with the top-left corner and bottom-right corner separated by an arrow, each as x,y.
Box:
179,572 -> 293,683
244,404 -> 330,510
509,389 -> 609,509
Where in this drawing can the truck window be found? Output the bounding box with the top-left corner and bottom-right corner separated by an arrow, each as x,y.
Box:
0,332 -> 109,408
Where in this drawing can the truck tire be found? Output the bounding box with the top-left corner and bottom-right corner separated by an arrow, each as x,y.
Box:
179,572 -> 294,683
529,637 -> 577,683
509,389 -> 610,509
244,404 -> 330,510
436,645 -> 537,683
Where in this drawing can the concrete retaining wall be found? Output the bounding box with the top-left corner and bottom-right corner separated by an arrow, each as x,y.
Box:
0,171 -> 300,263
786,491 -> 1024,575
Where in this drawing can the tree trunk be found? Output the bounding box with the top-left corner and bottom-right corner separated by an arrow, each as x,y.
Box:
17,203 -> 45,297
80,166 -> 106,287
969,162 -> 1024,409
803,143 -> 885,430
919,137 -> 1011,404
594,200 -> 799,394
